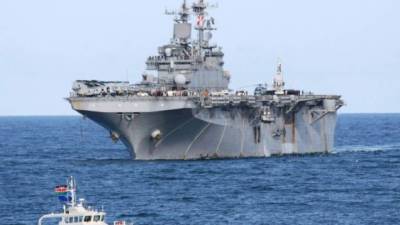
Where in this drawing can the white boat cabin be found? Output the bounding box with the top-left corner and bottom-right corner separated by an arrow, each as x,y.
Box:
38,177 -> 130,225
60,201 -> 107,225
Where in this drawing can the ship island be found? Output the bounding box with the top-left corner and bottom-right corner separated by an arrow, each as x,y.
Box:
67,0 -> 344,160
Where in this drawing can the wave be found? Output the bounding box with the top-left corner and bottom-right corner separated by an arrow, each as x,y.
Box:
334,143 -> 400,153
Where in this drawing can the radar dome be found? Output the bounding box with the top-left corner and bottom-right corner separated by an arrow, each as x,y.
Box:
165,48 -> 172,57
174,74 -> 187,85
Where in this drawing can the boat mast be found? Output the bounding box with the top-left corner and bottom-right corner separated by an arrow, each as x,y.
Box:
67,176 -> 77,207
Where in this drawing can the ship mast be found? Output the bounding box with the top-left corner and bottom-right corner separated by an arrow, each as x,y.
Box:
166,0 -> 190,23
178,0 -> 190,23
192,0 -> 216,50
166,0 -> 191,45
193,0 -> 206,47
273,59 -> 285,95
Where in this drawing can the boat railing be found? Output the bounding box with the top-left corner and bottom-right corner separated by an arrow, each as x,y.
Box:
38,213 -> 64,225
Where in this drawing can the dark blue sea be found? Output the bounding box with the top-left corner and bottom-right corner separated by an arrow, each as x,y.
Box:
1,114 -> 400,225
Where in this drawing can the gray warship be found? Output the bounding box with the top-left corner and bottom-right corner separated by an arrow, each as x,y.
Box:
68,0 -> 344,160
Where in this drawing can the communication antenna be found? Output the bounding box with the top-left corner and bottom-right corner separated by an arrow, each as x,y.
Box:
207,2 -> 219,9
165,0 -> 190,23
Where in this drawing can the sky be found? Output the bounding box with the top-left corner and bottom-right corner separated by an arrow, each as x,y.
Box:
0,0 -> 399,115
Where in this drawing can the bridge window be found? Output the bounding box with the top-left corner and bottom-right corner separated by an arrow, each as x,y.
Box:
84,216 -> 92,222
79,216 -> 83,222
100,215 -> 104,221
94,215 -> 101,222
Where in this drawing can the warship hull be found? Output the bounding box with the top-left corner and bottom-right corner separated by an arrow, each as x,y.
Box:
78,107 -> 337,160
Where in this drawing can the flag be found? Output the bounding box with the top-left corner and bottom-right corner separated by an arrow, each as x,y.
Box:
58,195 -> 72,203
55,184 -> 71,203
197,15 -> 204,27
55,185 -> 68,194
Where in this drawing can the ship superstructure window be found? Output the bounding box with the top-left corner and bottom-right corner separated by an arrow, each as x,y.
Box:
100,215 -> 104,221
84,216 -> 92,222
94,215 -> 101,222
65,216 -> 84,223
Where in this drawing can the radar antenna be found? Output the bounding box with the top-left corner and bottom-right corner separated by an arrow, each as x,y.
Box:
166,0 -> 190,23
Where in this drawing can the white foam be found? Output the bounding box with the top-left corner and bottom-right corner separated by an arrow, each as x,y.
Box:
333,143 -> 400,153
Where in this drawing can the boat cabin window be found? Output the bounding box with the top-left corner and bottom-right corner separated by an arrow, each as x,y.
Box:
79,216 -> 83,222
69,217 -> 73,223
94,215 -> 101,222
84,216 -> 92,222
100,215 -> 104,221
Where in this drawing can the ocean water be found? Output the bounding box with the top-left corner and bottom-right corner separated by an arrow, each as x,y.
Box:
0,114 -> 399,225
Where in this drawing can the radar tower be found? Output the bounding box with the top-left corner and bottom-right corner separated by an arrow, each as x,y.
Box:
166,0 -> 192,45
192,0 -> 216,50
273,59 -> 285,95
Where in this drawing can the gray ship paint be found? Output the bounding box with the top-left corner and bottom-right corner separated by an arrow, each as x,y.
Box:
67,0 -> 343,160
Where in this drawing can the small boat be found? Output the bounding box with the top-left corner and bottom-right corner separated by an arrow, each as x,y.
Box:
38,176 -> 133,225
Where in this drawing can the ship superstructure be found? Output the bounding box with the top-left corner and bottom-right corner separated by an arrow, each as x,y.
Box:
68,0 -> 343,160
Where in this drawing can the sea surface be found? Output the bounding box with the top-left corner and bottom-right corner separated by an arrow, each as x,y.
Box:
0,114 -> 399,225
